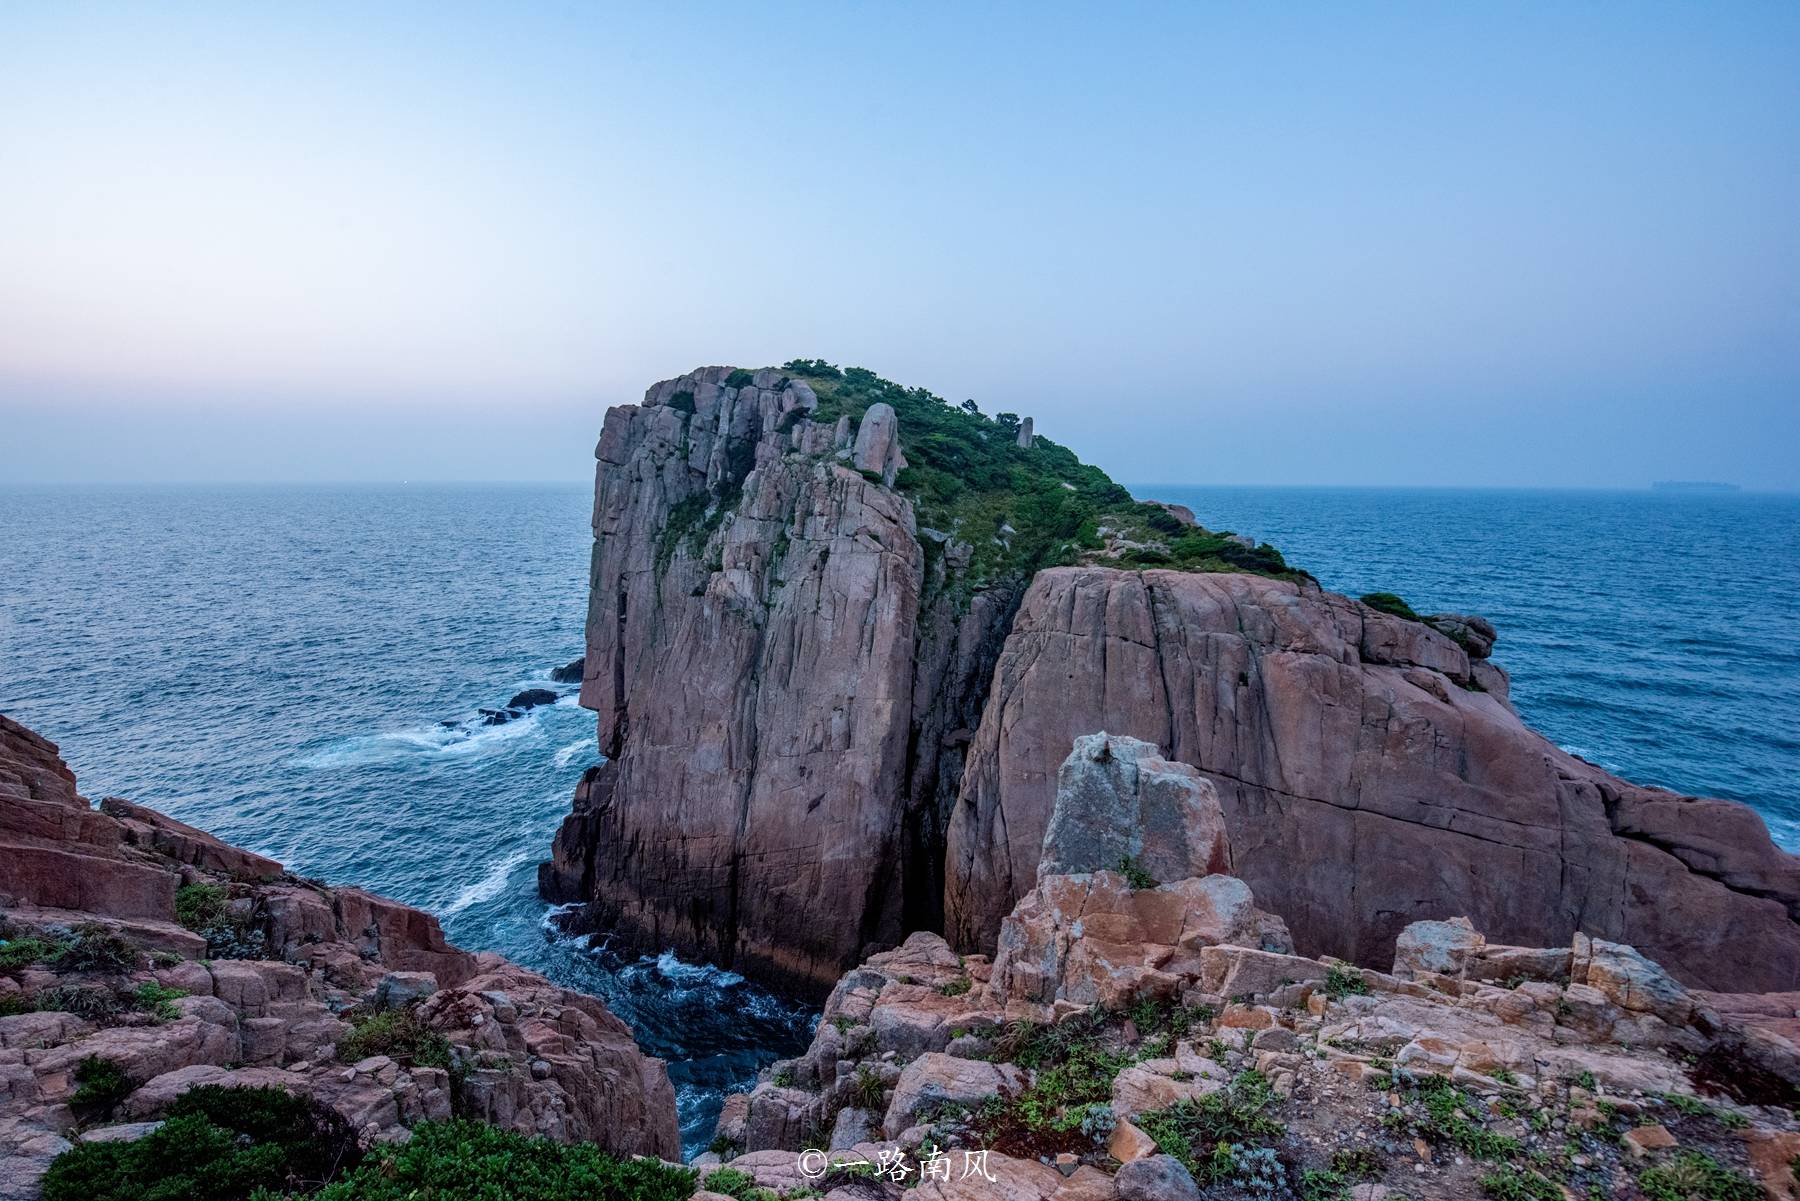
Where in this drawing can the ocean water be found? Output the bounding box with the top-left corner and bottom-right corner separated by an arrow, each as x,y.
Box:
0,483 -> 815,1157
1143,486 -> 1800,849
2,483 -> 1796,1156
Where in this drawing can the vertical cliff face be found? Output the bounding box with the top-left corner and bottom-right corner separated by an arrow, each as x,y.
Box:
546,364 -> 1800,998
541,367 -> 1023,992
942,567 -> 1800,992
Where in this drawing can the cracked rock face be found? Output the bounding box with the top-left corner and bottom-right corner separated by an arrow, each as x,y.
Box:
0,716 -> 680,1197
943,567 -> 1800,992
543,367 -> 1014,993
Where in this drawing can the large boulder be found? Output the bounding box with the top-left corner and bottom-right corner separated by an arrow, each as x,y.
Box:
851,401 -> 906,485
884,1053 -> 1023,1138
989,871 -> 1290,1010
1113,1155 -> 1200,1201
1038,735 -> 1229,886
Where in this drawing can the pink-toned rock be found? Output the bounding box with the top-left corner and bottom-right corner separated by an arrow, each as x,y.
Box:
884,1053 -> 1023,1138
1109,1062 -> 1224,1119
100,796 -> 281,880
0,715 -> 683,1185
912,1150 -> 1065,1201
1199,945 -> 1328,999
943,567 -> 1800,992
1622,1123 -> 1676,1159
544,368 -> 962,994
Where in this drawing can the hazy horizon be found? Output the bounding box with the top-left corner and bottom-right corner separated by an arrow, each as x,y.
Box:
4,3 -> 1797,489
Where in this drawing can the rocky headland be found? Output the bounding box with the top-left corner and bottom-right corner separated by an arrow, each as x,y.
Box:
542,361 -> 1800,997
700,734 -> 1800,1201
0,714 -> 680,1198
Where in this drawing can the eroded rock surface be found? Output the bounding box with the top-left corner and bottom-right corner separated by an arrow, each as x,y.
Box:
944,567 -> 1800,992
0,716 -> 678,1198
542,366 -> 1020,992
705,743 -> 1800,1201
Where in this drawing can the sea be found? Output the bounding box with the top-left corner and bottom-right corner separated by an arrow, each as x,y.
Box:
2,482 -> 1797,1155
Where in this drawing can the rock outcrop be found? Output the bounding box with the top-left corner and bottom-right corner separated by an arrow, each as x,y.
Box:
541,366 -> 1024,992
944,568 -> 1800,993
0,715 -> 679,1198
546,364 -> 1798,999
699,734 -> 1800,1201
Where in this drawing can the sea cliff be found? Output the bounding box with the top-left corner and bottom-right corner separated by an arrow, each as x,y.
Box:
0,715 -> 680,1197
544,362 -> 1800,997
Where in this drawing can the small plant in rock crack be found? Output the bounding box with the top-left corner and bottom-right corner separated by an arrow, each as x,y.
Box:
1323,963 -> 1370,999
174,882 -> 269,959
1215,1143 -> 1286,1196
1077,1102 -> 1116,1144
1115,856 -> 1158,890
57,924 -> 140,974
337,1007 -> 455,1071
131,980 -> 187,1022
850,1064 -> 886,1110
70,1056 -> 133,1110
1636,1151 -> 1761,1201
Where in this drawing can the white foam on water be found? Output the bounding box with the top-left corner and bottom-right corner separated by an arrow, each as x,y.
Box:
653,949 -> 746,988
293,708 -> 549,769
440,846 -> 534,916
553,736 -> 596,769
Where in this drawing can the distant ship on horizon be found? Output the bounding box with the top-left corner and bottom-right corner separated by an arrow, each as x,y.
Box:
1652,480 -> 1740,492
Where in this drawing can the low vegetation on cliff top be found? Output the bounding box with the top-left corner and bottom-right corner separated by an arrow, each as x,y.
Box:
42,1084 -> 695,1201
782,359 -> 1311,590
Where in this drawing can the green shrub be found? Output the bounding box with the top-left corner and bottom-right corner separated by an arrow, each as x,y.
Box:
0,934 -> 59,969
1136,1071 -> 1285,1180
782,358 -> 842,380
1299,1167 -> 1351,1201
1116,856 -> 1158,890
37,984 -> 122,1021
1360,592 -> 1421,622
1323,964 -> 1370,999
703,1166 -> 758,1199
304,1119 -> 695,1201
1637,1151 -> 1761,1201
42,1085 -> 356,1201
1389,1072 -> 1519,1160
1478,1166 -> 1564,1200
725,369 -> 756,388
940,976 -> 972,997
851,1063 -> 885,1110
132,981 -> 187,1022
1328,1147 -> 1381,1178
71,1056 -> 133,1109
791,363 -> 1308,593
175,883 -> 230,931
337,1007 -> 454,1070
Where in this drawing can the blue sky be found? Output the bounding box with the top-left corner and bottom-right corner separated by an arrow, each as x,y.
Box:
2,2 -> 1796,486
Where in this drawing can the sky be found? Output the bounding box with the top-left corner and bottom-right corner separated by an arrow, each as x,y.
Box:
1,2 -> 1796,488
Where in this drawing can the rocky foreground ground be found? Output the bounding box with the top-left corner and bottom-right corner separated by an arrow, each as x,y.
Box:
701,736 -> 1800,1201
0,715 -> 679,1198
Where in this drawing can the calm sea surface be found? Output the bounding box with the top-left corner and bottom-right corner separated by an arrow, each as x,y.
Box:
2,483 -> 1796,1152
